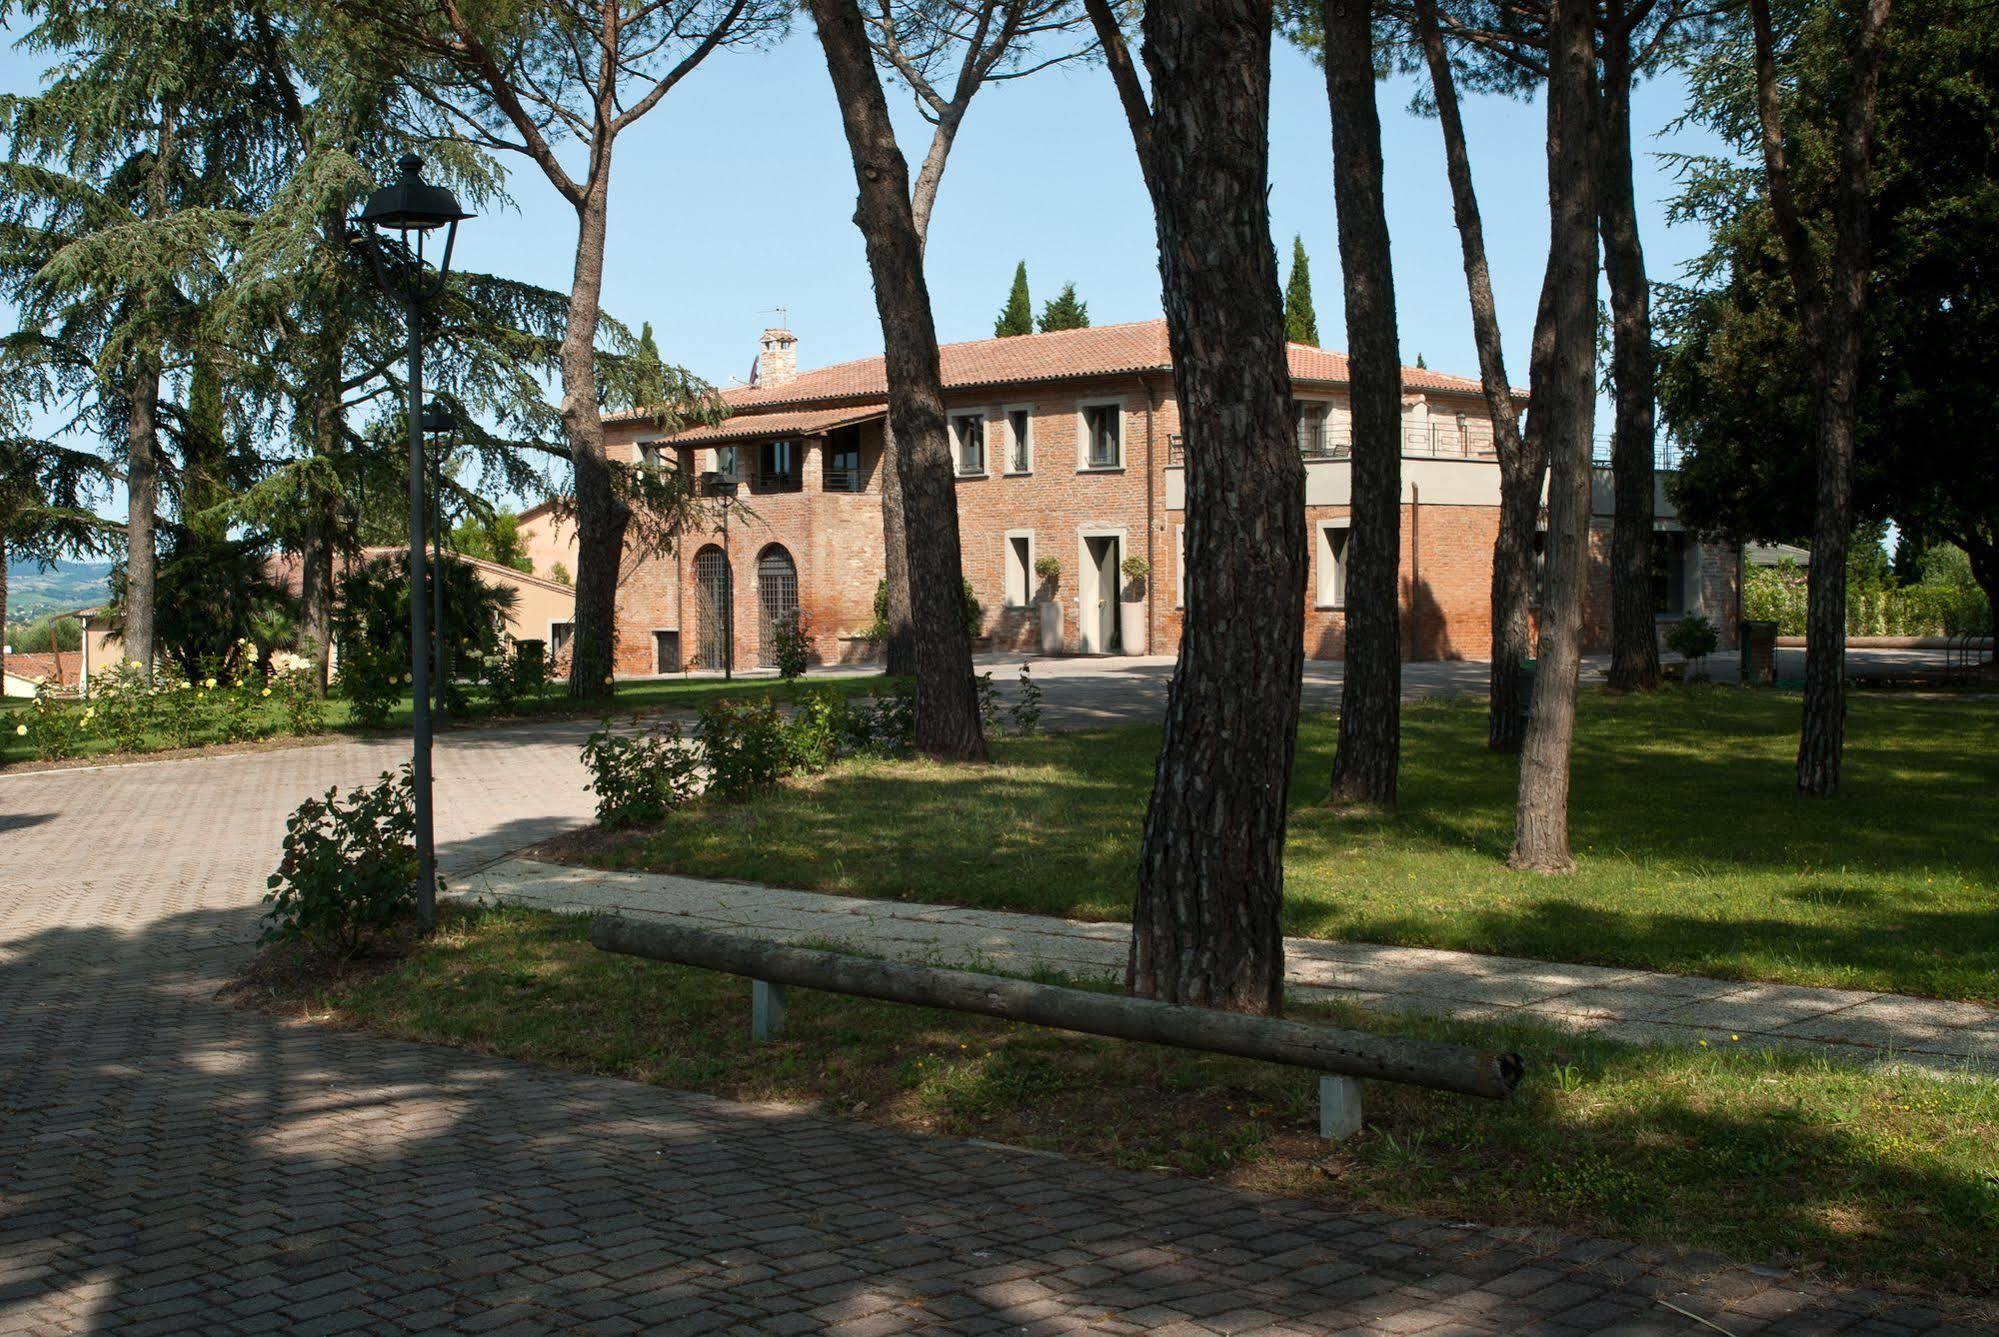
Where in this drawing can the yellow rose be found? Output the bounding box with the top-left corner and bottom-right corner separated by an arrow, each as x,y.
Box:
261,688 -> 272,697
13,724 -> 25,736
204,678 -> 217,689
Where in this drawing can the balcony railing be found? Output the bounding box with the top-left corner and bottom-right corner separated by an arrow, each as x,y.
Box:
1592,437 -> 1686,471
823,465 -> 866,493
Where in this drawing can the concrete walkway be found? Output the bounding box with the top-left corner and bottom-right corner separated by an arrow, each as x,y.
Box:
463,859 -> 1999,1077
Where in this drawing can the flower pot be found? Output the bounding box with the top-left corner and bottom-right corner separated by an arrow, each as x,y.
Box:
1039,601 -> 1064,655
1118,601 -> 1147,655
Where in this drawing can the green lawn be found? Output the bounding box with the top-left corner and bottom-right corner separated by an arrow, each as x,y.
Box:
0,672 -> 887,769
285,905 -> 1999,1302
579,689 -> 1999,1002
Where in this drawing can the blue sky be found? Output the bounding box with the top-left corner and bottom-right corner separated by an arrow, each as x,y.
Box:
2,21 -> 1728,517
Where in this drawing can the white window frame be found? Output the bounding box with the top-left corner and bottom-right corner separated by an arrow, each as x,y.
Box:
549,619 -> 576,653
951,410 -> 988,477
1294,397 -> 1334,458
1075,397 -> 1125,472
1003,403 -> 1034,475
1316,521 -> 1351,609
1175,524 -> 1186,608
1003,530 -> 1036,608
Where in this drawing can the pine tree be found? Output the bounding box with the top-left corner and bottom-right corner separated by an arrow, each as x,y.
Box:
994,262 -> 1033,337
1283,236 -> 1320,346
1037,282 -> 1090,332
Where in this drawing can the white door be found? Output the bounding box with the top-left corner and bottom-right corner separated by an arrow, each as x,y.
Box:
1081,535 -> 1121,654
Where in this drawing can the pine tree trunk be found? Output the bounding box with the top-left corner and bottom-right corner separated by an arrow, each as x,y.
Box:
878,438 -> 916,676
811,0 -> 986,760
1412,0 -> 1539,752
1509,0 -> 1598,874
1119,0 -> 1304,1014
0,538 -> 9,688
124,360 -> 162,678
300,348 -> 344,692
1599,22 -> 1661,693
563,180 -> 629,700
1795,416 -> 1851,794
1325,0 -> 1400,808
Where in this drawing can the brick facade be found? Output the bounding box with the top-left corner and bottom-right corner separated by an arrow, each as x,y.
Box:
521,321 -> 1739,677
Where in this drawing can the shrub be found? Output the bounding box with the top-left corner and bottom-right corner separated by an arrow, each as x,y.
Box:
261,766 -> 418,959
216,669 -> 267,744
841,680 -> 916,757
1034,554 -> 1061,584
475,643 -> 547,717
581,717 -> 702,828
337,644 -> 404,729
974,670 -> 1000,733
867,576 -> 983,642
1666,614 -> 1719,669
16,684 -> 88,761
784,687 -> 848,774
271,653 -> 327,737
697,697 -> 791,800
1008,662 -> 1044,735
156,675 -> 201,749
771,611 -> 811,682
90,662 -> 156,753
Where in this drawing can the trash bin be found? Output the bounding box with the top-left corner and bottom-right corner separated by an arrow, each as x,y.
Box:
1739,621 -> 1777,686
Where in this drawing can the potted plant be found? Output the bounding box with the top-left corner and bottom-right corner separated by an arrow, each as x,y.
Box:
1034,555 -> 1063,653
1119,555 -> 1150,654
1665,613 -> 1719,683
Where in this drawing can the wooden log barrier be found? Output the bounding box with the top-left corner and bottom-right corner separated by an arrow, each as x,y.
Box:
590,916 -> 1524,1101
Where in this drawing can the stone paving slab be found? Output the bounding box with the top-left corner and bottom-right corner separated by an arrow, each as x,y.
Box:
462,859 -> 1999,1076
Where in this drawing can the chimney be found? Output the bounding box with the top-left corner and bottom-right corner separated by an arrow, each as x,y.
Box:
757,327 -> 798,389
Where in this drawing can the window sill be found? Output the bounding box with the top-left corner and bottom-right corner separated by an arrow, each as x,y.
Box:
1003,469 -> 1033,477
1077,465 -> 1125,475
955,471 -> 989,481
1313,604 -> 1347,613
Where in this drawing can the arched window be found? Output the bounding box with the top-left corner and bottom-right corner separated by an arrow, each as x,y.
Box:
693,545 -> 732,671
756,545 -> 800,668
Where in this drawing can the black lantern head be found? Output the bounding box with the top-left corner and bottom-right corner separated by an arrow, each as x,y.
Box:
420,399 -> 458,435
359,154 -> 472,233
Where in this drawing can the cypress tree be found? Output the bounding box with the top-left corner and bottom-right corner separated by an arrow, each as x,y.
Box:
1283,235 -> 1320,346
994,261 -> 1033,337
1037,282 -> 1090,332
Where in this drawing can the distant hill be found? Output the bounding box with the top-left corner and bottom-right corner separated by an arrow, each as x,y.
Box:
5,558 -> 114,622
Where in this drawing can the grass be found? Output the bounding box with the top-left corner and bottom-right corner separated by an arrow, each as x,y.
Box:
0,672 -> 888,769
280,904 -> 1999,1305
573,688 -> 1999,1003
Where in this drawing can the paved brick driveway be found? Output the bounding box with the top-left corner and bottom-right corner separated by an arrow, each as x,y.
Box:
0,720 -> 1972,1333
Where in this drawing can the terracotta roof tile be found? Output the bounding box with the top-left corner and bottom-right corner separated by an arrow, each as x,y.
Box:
606,318 -> 1487,432
640,403 -> 887,446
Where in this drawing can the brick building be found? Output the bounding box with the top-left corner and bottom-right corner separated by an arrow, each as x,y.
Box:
516,320 -> 1738,678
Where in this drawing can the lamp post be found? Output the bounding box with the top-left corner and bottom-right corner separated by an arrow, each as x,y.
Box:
422,399 -> 457,724
354,153 -> 471,933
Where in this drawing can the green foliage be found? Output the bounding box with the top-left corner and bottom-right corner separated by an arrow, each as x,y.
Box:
474,642 -> 550,717
89,662 -> 155,753
549,561 -> 573,588
784,687 -> 847,773
1033,554 -> 1061,585
14,683 -> 87,761
1664,614 -> 1719,667
331,553 -> 515,728
271,654 -> 326,737
771,611 -> 810,682
1008,663 -> 1043,736
840,680 -> 916,758
994,261 -> 1034,337
1744,560 -> 1991,637
868,576 -> 982,642
3,612 -> 80,653
108,530 -> 292,684
1037,282 -> 1090,333
696,697 -> 791,800
581,717 -> 702,828
452,512 -> 533,572
262,767 -> 418,959
1283,235 -> 1319,346
1659,0 -> 1998,614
